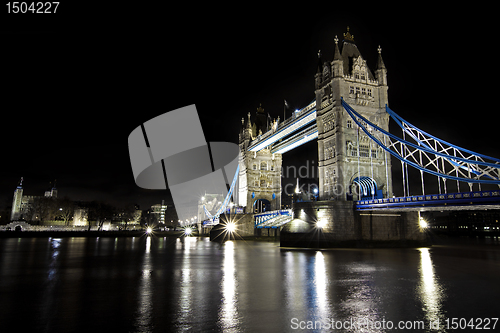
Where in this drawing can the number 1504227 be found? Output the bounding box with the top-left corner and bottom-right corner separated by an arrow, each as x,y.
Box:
6,2 -> 59,13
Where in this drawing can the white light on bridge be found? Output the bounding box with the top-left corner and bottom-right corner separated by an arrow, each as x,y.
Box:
316,219 -> 327,229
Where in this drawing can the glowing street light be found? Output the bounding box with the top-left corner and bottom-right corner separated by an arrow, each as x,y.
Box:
146,227 -> 153,235
225,221 -> 237,233
316,219 -> 327,229
184,227 -> 193,236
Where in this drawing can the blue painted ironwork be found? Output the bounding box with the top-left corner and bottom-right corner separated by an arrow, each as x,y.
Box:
353,176 -> 383,200
254,209 -> 292,228
247,100 -> 316,152
203,164 -> 240,221
356,190 -> 500,211
341,99 -> 500,185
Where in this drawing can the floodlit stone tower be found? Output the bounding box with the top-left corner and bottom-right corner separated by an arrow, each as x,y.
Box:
315,28 -> 392,201
238,105 -> 282,213
11,178 -> 23,221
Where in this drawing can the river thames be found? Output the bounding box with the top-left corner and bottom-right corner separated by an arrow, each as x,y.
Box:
0,236 -> 499,332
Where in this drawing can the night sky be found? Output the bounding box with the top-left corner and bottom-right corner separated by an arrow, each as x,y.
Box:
1,5 -> 498,214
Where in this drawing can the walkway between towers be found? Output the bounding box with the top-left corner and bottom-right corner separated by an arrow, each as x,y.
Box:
254,210 -> 292,228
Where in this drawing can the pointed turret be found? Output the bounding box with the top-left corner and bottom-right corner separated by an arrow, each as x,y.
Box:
315,50 -> 323,89
332,35 -> 343,78
375,45 -> 388,86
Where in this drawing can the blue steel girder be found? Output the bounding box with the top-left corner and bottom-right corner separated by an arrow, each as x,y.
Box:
341,99 -> 500,185
247,101 -> 316,152
356,189 -> 500,211
270,124 -> 318,154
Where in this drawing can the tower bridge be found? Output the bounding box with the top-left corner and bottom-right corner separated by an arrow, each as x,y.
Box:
209,28 -> 500,247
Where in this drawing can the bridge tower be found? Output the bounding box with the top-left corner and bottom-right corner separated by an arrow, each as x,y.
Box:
238,105 -> 282,213
315,28 -> 392,201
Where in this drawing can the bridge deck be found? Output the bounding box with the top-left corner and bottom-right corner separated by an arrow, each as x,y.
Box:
356,190 -> 500,211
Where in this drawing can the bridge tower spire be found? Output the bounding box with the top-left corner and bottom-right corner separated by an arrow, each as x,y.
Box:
316,27 -> 393,201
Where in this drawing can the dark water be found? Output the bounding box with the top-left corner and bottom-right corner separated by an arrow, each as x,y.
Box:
1,236 -> 499,332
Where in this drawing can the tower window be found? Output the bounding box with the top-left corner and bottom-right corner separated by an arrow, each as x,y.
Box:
349,86 -> 354,94
355,87 -> 360,95
260,162 -> 267,170
368,89 -> 372,97
347,120 -> 353,129
361,87 -> 366,95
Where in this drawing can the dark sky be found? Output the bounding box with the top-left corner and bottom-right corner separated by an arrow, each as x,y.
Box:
1,5 -> 498,213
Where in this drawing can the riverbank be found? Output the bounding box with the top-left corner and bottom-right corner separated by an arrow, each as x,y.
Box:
0,230 -> 281,241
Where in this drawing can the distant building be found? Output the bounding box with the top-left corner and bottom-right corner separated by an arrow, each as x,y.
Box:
10,178 -> 59,222
10,178 -> 23,221
72,208 -> 88,226
150,200 -> 167,224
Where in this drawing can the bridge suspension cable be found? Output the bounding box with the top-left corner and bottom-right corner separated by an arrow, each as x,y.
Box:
341,99 -> 500,189
203,164 -> 240,220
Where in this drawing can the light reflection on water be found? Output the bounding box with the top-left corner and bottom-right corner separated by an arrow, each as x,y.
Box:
177,237 -> 194,331
135,236 -> 153,332
418,248 -> 446,332
219,241 -> 240,331
314,251 -> 330,320
1,237 -> 499,333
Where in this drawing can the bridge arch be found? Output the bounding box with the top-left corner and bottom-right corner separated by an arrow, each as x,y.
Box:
352,176 -> 382,200
253,198 -> 271,213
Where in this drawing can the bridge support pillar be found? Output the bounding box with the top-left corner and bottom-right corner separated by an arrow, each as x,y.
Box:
281,201 -> 428,248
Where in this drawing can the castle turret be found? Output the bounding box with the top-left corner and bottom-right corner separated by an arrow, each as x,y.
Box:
332,36 -> 343,78
11,178 -> 23,221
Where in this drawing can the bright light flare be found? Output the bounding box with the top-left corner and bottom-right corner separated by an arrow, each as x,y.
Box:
316,219 -> 327,229
184,227 -> 193,236
419,218 -> 428,229
146,227 -> 153,234
225,222 -> 237,233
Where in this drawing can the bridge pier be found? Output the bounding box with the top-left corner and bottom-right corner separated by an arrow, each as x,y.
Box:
281,201 -> 428,248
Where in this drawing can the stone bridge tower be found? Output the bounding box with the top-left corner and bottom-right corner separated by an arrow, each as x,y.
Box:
237,105 -> 282,213
315,28 -> 392,201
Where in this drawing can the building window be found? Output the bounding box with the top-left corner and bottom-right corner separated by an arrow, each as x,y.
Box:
260,179 -> 266,187
347,120 -> 353,128
367,89 -> 372,97
359,145 -> 370,157
253,164 -> 257,170
350,86 -> 354,94
361,87 -> 366,95
355,87 -> 360,95
260,162 -> 267,170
